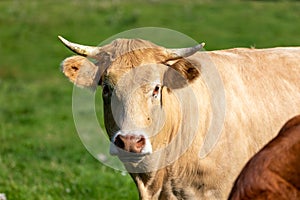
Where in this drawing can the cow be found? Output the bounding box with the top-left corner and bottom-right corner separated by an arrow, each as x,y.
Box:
58,35 -> 300,199
228,115 -> 300,200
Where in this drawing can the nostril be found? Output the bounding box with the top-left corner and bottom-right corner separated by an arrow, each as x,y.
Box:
136,136 -> 146,149
114,135 -> 125,149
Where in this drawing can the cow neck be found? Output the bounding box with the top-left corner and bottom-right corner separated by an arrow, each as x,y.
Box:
130,169 -> 166,199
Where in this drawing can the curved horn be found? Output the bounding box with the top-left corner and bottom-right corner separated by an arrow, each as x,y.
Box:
170,42 -> 205,58
58,36 -> 101,57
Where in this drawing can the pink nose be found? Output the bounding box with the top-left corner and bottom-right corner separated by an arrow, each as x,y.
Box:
114,134 -> 146,153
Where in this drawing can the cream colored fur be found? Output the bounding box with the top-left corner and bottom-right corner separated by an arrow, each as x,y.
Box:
61,39 -> 300,199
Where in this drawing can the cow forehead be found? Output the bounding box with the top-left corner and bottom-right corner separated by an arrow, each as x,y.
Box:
103,55 -> 167,87
107,63 -> 166,93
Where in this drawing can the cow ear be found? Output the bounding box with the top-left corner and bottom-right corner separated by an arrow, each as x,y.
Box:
163,58 -> 200,89
61,55 -> 100,90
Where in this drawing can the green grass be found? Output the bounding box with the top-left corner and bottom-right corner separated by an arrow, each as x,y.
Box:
0,0 -> 299,199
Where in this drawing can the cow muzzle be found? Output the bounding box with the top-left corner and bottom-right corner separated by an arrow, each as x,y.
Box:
109,130 -> 152,162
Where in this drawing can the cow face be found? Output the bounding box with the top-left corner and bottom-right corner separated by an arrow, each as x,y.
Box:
103,64 -> 165,155
59,37 -> 203,163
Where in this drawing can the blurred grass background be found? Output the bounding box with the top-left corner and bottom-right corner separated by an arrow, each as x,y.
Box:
0,0 -> 299,199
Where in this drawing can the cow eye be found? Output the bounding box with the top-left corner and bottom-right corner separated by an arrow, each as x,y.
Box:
102,84 -> 110,96
152,85 -> 161,98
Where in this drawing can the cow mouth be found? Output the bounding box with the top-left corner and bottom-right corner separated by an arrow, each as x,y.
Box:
115,150 -> 149,163
110,146 -> 151,164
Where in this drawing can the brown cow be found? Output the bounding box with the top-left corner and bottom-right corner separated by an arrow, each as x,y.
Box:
59,36 -> 300,199
228,115 -> 300,200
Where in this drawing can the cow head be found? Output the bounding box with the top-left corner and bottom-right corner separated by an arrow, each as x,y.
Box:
59,36 -> 204,167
